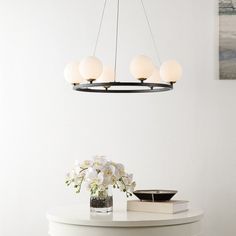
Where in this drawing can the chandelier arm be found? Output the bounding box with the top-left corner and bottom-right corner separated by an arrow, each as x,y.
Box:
114,0 -> 120,82
93,0 -> 107,56
140,0 -> 162,65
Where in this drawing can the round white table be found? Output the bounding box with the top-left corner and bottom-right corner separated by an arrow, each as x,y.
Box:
47,206 -> 203,236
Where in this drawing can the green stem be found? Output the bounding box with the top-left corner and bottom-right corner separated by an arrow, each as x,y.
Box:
80,168 -> 88,173
76,176 -> 84,193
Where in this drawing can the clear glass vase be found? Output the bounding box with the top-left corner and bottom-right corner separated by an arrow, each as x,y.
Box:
90,187 -> 113,213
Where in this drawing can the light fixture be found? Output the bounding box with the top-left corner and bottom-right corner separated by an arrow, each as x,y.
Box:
64,0 -> 182,93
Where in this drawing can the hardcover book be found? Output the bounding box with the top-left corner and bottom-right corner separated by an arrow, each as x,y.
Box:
127,200 -> 189,214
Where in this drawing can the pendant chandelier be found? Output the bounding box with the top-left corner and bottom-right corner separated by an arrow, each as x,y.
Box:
64,0 -> 182,93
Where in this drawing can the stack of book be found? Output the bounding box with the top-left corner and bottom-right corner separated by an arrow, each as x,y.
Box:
127,200 -> 189,214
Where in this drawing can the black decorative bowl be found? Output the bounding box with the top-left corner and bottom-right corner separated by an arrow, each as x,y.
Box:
133,190 -> 177,202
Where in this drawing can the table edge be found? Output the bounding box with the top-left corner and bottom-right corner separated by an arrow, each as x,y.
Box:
47,210 -> 204,228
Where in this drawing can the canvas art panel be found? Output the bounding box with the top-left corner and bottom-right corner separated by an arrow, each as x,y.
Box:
219,0 -> 236,79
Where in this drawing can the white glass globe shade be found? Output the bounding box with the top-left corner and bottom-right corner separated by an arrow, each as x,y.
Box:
97,66 -> 115,82
79,56 -> 103,81
146,67 -> 161,83
64,61 -> 83,84
129,55 -> 154,80
160,60 -> 182,82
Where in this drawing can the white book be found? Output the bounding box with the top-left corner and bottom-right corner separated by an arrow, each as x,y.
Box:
127,200 -> 189,214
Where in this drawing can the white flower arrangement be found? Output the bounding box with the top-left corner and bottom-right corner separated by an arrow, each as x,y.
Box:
66,156 -> 136,197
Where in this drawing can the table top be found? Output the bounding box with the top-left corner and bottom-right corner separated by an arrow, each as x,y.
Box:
47,206 -> 203,228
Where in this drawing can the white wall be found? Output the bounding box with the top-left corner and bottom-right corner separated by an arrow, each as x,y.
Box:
0,0 -> 235,235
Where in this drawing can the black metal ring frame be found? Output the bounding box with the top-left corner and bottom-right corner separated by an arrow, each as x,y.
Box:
73,82 -> 173,93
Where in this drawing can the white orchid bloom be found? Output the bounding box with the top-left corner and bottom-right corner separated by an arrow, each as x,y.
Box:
116,163 -> 124,172
73,176 -> 82,185
102,176 -> 111,187
86,167 -> 97,179
86,167 -> 104,186
103,164 -> 115,176
93,156 -> 107,170
125,173 -> 133,185
79,160 -> 92,169
128,181 -> 136,193
114,163 -> 125,179
65,172 -> 72,182
67,169 -> 77,180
